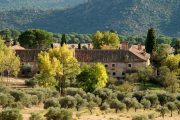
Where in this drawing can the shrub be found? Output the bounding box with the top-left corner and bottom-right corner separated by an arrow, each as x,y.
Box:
31,95 -> 39,105
44,98 -> 60,109
0,93 -> 8,109
148,113 -> 155,120
84,93 -> 102,106
175,100 -> 180,114
21,63 -> 32,77
27,90 -> 45,104
100,102 -> 109,113
166,102 -> 176,117
0,85 -> 10,93
25,77 -> 38,87
116,92 -> 128,101
141,98 -> 151,111
66,88 -> 86,97
0,109 -> 23,120
110,99 -> 126,113
52,90 -> 60,98
132,91 -> 144,102
10,102 -> 23,109
86,102 -> 97,114
29,112 -> 44,120
132,115 -> 148,120
75,94 -> 86,111
157,91 -> 176,106
59,96 -> 77,109
76,112 -> 83,119
122,97 -> 137,112
93,88 -> 113,105
156,107 -> 169,119
45,107 -> 72,120
33,88 -> 52,99
145,94 -> 159,107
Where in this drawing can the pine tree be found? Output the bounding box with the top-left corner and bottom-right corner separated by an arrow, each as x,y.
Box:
78,43 -> 81,49
61,34 -> 67,46
145,27 -> 157,53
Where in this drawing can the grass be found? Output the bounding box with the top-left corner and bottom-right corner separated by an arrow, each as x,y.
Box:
135,82 -> 162,92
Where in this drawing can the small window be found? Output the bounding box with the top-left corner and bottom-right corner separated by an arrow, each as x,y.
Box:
112,64 -> 115,67
22,63 -> 25,66
128,63 -> 132,68
122,73 -> 125,75
105,65 -> 108,67
37,71 -> 40,74
22,71 -> 25,74
113,72 -> 116,76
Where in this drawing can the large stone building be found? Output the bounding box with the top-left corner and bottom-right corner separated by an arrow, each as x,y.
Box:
12,42 -> 150,79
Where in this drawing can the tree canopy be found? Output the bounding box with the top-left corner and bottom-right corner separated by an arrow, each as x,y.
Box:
18,29 -> 53,49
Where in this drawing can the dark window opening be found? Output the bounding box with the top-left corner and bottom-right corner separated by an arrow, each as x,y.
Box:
37,71 -> 40,74
105,65 -> 108,67
112,64 -> 115,67
22,63 -> 25,66
122,73 -> 125,75
113,72 -> 116,75
128,64 -> 132,67
22,71 -> 25,74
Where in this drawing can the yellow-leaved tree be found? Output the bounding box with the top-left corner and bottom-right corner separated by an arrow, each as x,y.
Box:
92,31 -> 120,49
0,36 -> 20,84
77,63 -> 108,92
36,44 -> 81,95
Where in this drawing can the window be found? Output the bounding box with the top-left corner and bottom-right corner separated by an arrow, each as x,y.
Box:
105,65 -> 108,67
113,72 -> 116,76
37,71 -> 40,74
128,63 -> 132,68
122,73 -> 125,75
112,64 -> 115,67
21,63 -> 25,66
22,71 -> 25,74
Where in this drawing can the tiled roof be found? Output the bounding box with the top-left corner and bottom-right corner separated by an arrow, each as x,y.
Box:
11,45 -> 25,50
75,49 -> 148,62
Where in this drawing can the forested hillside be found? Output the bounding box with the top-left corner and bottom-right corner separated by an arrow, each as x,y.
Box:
0,0 -> 180,36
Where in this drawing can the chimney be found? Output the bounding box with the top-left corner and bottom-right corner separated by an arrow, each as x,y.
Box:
88,43 -> 90,50
71,45 -> 75,49
138,42 -> 141,50
121,41 -> 129,50
5,41 -> 11,47
143,49 -> 146,56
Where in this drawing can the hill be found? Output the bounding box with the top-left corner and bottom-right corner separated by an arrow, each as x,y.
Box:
0,0 -> 180,36
0,0 -> 87,11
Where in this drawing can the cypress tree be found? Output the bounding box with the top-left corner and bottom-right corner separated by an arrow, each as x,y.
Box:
5,34 -> 10,42
61,34 -> 66,46
13,37 -> 17,46
51,43 -> 54,49
145,27 -> 157,54
110,28 -> 115,33
78,43 -> 81,49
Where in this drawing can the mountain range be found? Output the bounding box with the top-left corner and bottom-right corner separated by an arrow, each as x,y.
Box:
0,0 -> 180,36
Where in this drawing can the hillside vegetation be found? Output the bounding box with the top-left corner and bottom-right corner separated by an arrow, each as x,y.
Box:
0,0 -> 180,36
0,0 -> 87,11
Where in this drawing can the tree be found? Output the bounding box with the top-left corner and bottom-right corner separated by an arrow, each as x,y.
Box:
86,102 -> 97,114
136,64 -> 153,86
119,81 -> 133,92
145,27 -> 157,54
18,29 -> 53,49
175,101 -> 180,114
151,44 -> 170,68
92,31 -> 120,49
61,34 -> 66,46
173,39 -> 180,54
100,102 -> 109,113
74,94 -> 86,111
122,97 -> 136,112
157,92 -> 176,106
132,115 -> 148,120
36,44 -> 80,95
166,102 -> 176,117
145,94 -> 159,107
78,43 -> 81,49
156,107 -> 169,119
110,99 -> 126,113
44,98 -> 60,109
110,28 -> 115,33
141,98 -> 151,111
59,96 -> 77,109
0,109 -> 23,120
77,63 -> 108,92
21,63 -> 32,77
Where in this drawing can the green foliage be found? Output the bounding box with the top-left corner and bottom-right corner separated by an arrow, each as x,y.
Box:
122,97 -> 136,112
84,93 -> 102,106
110,99 -> 126,113
78,43 -> 81,49
10,102 -> 23,109
132,91 -> 144,102
145,94 -> 159,107
173,39 -> 180,54
148,113 -> 155,120
145,27 -> 157,53
156,107 -> 169,119
166,102 -> 176,117
44,98 -> 60,109
157,91 -> 176,106
132,115 -> 148,120
27,90 -> 45,104
0,93 -> 9,109
100,102 -> 109,113
21,64 -> 32,77
29,112 -> 44,120
74,94 -> 86,111
59,96 -> 77,109
141,98 -> 151,111
0,109 -> 23,120
45,107 -> 72,120
25,77 -> 38,87
66,88 -> 86,98
18,29 -> 53,49
86,101 -> 97,114
61,34 -> 66,46
77,63 -> 108,92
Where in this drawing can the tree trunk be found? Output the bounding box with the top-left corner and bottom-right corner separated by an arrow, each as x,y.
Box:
163,114 -> 164,119
115,108 -> 118,114
171,110 -> 172,117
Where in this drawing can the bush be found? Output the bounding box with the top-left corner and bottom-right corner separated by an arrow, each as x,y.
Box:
27,90 -> 45,104
110,99 -> 126,113
132,115 -> 148,120
0,93 -> 9,109
52,90 -> 60,98
157,91 -> 176,106
33,88 -> 53,99
0,85 -> 11,93
84,93 -> 102,106
148,113 -> 155,120
21,64 -> 32,77
25,77 -> 38,87
156,107 -> 169,119
141,98 -> 151,111
66,88 -> 86,97
115,92 -> 128,101
132,91 -> 144,102
145,94 -> 159,107
75,94 -> 86,111
44,98 -> 60,109
86,102 -> 97,114
31,95 -> 39,105
10,102 -> 23,109
59,96 -> 77,109
29,112 -> 44,120
100,102 -> 109,113
45,107 -> 72,120
0,109 -> 23,120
